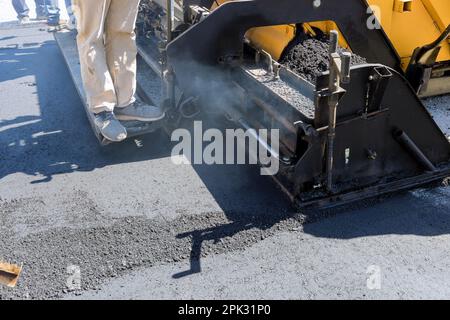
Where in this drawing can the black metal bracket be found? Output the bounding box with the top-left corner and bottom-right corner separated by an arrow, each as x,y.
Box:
405,24 -> 450,93
367,66 -> 393,112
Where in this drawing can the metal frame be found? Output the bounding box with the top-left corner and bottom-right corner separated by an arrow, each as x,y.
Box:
167,0 -> 401,93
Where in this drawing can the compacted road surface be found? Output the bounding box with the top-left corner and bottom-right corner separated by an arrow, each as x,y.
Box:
1,25 -> 450,300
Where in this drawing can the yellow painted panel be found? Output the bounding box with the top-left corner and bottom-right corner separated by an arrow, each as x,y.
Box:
211,0 -> 295,61
246,25 -> 296,61
422,0 -> 450,32
368,0 -> 450,67
213,0 -> 450,66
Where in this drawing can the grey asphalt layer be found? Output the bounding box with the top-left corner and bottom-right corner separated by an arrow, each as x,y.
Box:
1,25 -> 450,300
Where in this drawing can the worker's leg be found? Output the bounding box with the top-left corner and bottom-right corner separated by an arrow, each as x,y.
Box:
64,0 -> 76,28
72,0 -> 117,113
44,0 -> 60,26
34,0 -> 46,19
12,0 -> 29,19
105,0 -> 165,122
104,0 -> 140,108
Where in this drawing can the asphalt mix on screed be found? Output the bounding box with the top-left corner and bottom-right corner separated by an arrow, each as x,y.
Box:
280,33 -> 367,83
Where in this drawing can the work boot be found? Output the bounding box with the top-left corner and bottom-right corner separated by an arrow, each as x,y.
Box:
47,24 -> 63,32
18,16 -> 30,24
115,100 -> 165,122
94,111 -> 127,142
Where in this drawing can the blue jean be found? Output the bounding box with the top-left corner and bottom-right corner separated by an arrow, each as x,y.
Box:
64,0 -> 75,24
42,0 -> 60,26
34,0 -> 46,16
11,0 -> 60,23
11,0 -> 33,18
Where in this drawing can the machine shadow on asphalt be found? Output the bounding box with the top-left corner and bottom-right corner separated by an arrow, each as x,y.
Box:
2,40 -> 450,279
0,37 -> 298,280
3,25 -> 450,291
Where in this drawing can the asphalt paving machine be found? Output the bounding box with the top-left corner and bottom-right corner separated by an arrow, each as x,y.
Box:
56,0 -> 450,208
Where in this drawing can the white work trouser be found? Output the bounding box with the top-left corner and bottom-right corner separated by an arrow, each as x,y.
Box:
73,0 -> 140,113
